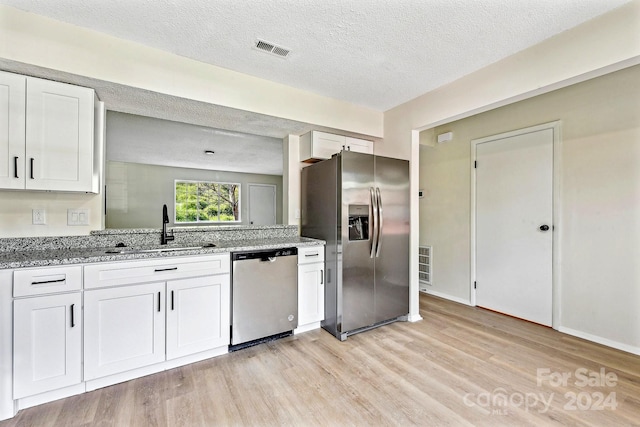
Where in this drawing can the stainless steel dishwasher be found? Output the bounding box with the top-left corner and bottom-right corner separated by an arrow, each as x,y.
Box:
231,247 -> 298,349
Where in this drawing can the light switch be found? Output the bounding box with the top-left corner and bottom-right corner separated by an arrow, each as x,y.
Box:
67,209 -> 90,226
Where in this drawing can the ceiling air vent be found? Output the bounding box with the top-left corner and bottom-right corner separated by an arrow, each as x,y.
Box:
254,39 -> 291,58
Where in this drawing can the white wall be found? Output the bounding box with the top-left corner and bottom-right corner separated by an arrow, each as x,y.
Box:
0,190 -> 102,238
283,135 -> 301,226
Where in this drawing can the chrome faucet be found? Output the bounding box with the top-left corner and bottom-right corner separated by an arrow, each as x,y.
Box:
161,204 -> 174,245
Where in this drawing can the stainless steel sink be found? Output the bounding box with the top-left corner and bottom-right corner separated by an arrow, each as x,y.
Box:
105,243 -> 216,255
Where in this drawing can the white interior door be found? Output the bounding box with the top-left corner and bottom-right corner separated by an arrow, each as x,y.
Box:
475,127 -> 553,326
248,184 -> 276,225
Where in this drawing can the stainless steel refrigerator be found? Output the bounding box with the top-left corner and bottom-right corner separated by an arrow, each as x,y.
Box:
301,150 -> 409,340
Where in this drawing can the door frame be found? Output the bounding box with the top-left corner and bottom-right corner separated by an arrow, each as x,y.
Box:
470,121 -> 562,329
247,183 -> 277,225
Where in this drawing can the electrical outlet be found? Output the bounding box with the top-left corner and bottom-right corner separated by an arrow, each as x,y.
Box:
32,209 -> 46,225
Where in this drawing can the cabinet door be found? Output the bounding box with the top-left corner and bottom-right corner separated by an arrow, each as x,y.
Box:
0,71 -> 26,189
25,77 -> 94,192
345,136 -> 373,154
301,131 -> 345,161
166,275 -> 230,360
84,282 -> 165,380
298,263 -> 325,326
13,293 -> 81,399
313,131 -> 345,158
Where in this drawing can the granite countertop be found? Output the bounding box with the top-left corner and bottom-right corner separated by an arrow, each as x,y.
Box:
0,236 -> 324,270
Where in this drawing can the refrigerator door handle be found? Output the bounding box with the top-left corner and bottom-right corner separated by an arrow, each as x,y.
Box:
370,187 -> 378,258
375,187 -> 383,257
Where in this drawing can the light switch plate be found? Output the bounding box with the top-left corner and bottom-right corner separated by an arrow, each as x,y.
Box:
67,209 -> 90,226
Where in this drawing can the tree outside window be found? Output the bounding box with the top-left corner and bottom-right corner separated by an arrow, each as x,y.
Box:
175,180 -> 240,223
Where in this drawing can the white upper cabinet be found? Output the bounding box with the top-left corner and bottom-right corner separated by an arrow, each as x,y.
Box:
345,136 -> 373,154
300,131 -> 373,162
300,131 -> 344,162
0,72 -> 26,189
0,70 -> 97,192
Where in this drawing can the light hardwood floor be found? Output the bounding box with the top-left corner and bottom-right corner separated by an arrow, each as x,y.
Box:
2,293 -> 639,426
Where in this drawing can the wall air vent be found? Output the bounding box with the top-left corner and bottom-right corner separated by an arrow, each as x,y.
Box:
419,245 -> 432,292
254,39 -> 291,58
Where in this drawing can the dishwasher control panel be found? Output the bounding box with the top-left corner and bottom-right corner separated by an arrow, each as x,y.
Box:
232,247 -> 298,261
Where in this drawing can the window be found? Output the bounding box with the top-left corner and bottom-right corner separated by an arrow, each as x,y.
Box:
175,180 -> 240,223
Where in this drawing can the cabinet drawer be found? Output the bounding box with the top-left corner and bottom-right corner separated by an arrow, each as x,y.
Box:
14,265 -> 82,297
84,254 -> 229,289
298,246 -> 325,264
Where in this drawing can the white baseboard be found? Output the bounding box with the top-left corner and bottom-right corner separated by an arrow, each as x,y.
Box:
17,383 -> 86,411
294,321 -> 321,334
420,288 -> 472,306
558,326 -> 640,356
86,346 -> 229,391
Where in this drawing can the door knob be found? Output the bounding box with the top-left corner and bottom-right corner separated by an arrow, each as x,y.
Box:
539,224 -> 550,232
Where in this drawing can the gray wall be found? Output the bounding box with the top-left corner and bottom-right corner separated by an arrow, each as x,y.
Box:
106,161 -> 283,228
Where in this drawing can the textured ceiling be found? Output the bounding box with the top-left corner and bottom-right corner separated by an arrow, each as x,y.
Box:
0,1 -> 630,175
0,0 -> 629,111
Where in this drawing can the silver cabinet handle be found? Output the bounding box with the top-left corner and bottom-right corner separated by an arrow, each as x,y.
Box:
320,270 -> 324,285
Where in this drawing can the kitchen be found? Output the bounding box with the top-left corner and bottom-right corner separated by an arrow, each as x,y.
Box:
1,1 -> 640,425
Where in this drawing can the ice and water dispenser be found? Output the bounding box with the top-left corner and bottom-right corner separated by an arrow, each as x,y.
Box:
348,205 -> 369,241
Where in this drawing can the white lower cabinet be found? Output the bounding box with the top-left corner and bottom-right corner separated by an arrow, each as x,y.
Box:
84,282 -> 165,381
296,245 -> 325,333
298,263 -> 324,326
166,275 -> 230,360
13,292 -> 82,399
82,254 -> 230,382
